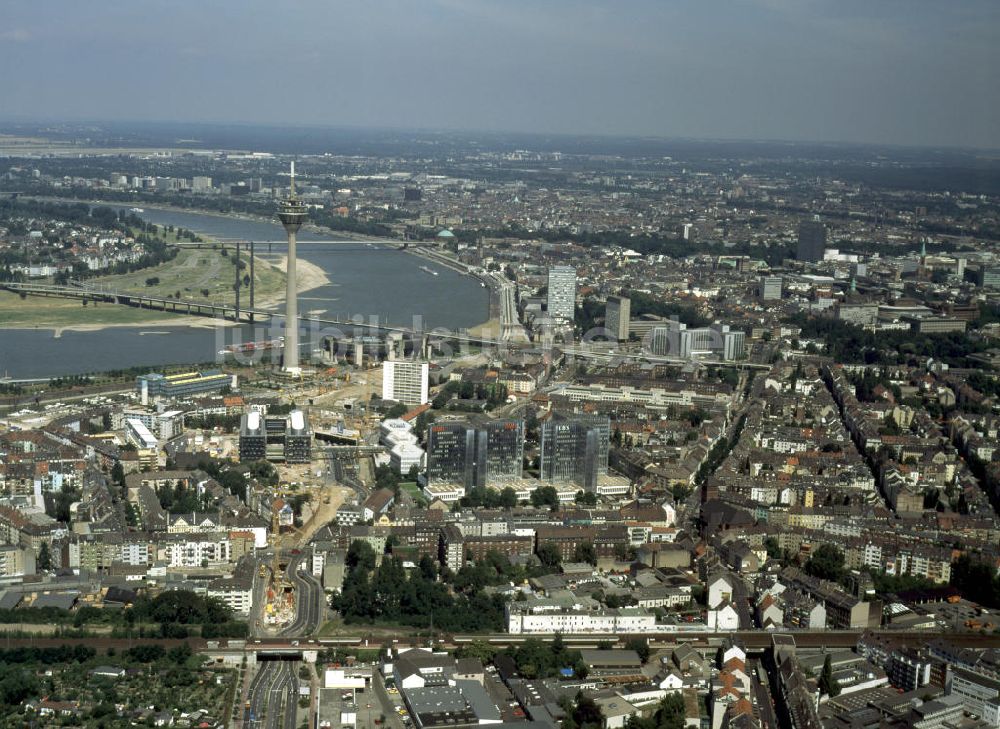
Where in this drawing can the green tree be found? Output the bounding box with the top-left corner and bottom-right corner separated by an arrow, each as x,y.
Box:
385,403 -> 408,419
563,692 -> 603,729
499,487 -> 519,509
168,643 -> 193,665
346,540 -> 377,572
573,542 -> 597,565
455,640 -> 497,665
418,554 -> 438,581
624,637 -> 651,664
111,461 -> 125,486
36,542 -> 52,571
531,485 -> 559,510
764,537 -> 781,560
537,543 -> 562,568
806,544 -> 845,582
818,654 -> 841,697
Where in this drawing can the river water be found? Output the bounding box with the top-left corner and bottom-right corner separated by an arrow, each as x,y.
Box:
0,208 -> 488,379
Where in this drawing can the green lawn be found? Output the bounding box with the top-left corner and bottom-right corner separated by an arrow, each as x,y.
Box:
400,482 -> 422,500
0,290 -> 184,328
92,247 -> 285,303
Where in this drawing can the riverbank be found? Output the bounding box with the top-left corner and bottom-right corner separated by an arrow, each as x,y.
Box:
0,290 -> 204,331
1,204 -> 493,379
262,255 -> 331,305
0,245 -> 287,332
23,195 -> 359,242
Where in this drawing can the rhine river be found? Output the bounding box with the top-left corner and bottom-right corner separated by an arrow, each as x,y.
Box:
0,207 -> 489,379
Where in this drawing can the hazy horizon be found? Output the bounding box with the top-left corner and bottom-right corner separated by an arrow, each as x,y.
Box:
2,0 -> 998,149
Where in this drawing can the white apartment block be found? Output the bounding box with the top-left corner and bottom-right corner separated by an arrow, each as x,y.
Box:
208,580 -> 253,615
506,603 -> 656,634
382,361 -> 430,406
159,536 -> 232,567
547,265 -> 577,321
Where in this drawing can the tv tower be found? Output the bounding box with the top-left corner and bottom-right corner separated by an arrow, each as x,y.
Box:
277,161 -> 308,374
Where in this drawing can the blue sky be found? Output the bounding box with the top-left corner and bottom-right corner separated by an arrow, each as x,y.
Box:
1,0 -> 997,147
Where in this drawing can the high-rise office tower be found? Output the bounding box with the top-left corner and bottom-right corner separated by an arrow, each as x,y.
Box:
382,360 -> 429,406
605,295 -> 631,341
539,413 -> 610,493
427,422 -> 477,488
277,162 -> 308,374
547,265 -> 577,321
191,176 -> 213,192
476,419 -> 524,485
426,418 -> 524,491
760,275 -> 783,301
797,220 -> 827,262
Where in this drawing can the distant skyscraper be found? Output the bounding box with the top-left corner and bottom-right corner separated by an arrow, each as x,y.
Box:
547,265 -> 577,321
760,275 -> 783,301
382,361 -> 429,407
539,413 -> 610,493
797,220 -> 827,262
605,295 -> 631,341
191,176 -> 213,193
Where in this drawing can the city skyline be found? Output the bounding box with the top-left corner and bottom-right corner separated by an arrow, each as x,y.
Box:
0,0 -> 997,149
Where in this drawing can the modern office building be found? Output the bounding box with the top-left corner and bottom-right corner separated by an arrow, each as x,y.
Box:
797,220 -> 827,262
121,409 -> 185,441
716,325 -> 746,361
605,295 -> 631,341
382,361 -> 430,406
837,302 -> 878,326
125,418 -> 158,451
426,418 -> 524,491
539,413 -> 610,493
285,410 -> 312,463
648,322 -> 745,361
136,371 -> 232,401
191,176 -> 213,192
971,266 -> 1000,289
477,419 -> 524,485
546,265 -> 577,321
239,409 -> 311,463
759,276 -> 783,301
239,412 -> 266,461
948,666 -> 1000,724
390,443 -> 425,474
426,422 -> 477,488
903,316 -> 967,335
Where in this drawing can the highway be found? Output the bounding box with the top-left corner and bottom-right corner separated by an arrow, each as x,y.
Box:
243,551 -> 326,729
246,659 -> 298,729
280,552 -> 325,638
485,271 -> 529,342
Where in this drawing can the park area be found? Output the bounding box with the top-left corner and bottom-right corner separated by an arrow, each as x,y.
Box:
0,642 -> 238,726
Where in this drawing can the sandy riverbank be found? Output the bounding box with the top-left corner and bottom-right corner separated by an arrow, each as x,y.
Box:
50,319 -> 234,337
255,255 -> 331,309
